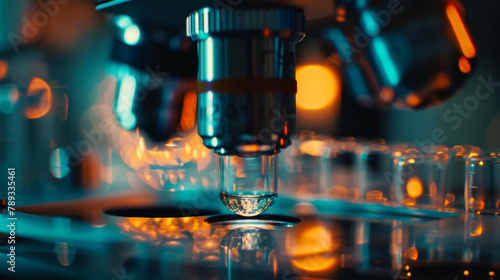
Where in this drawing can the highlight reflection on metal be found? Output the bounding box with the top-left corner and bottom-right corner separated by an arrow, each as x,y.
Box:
187,7 -> 305,155
324,0 -> 475,109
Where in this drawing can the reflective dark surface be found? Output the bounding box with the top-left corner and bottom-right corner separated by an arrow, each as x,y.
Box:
1,191 -> 499,280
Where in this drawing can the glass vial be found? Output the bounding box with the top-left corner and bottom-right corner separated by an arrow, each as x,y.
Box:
465,154 -> 500,215
219,154 -> 277,216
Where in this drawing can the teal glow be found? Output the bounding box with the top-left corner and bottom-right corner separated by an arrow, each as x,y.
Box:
115,15 -> 132,28
360,11 -> 380,36
169,36 -> 180,49
372,37 -> 400,86
121,113 -> 137,129
326,28 -> 353,62
206,91 -> 214,135
96,0 -> 131,10
123,24 -> 141,46
117,74 -> 137,129
356,0 -> 368,9
0,85 -> 18,114
50,148 -> 70,179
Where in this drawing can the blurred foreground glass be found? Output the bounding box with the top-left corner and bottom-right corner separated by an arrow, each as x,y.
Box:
279,132 -> 339,195
355,141 -> 393,204
465,154 -> 500,215
219,155 -> 277,216
393,147 -> 450,210
220,227 -> 276,280
445,145 -> 481,211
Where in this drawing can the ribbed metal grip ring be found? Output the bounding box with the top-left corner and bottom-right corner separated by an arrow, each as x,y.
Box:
187,7 -> 305,42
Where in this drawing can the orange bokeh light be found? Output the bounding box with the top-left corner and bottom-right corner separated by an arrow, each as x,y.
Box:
458,56 -> 471,73
0,60 -> 8,80
296,64 -> 340,110
25,77 -> 52,119
405,93 -> 421,107
404,247 -> 418,261
288,223 -> 339,273
407,177 -> 423,198
446,4 -> 476,58
300,140 -> 325,157
179,91 -> 197,131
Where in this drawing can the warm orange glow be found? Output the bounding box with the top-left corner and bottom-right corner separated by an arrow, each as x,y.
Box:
239,144 -> 260,153
406,93 -> 421,107
263,28 -> 271,38
366,190 -> 387,204
25,77 -> 52,119
288,224 -> 339,272
408,159 -> 415,164
291,256 -> 337,272
329,185 -> 347,199
117,216 -> 221,246
80,151 -> 103,190
300,140 -> 325,157
472,199 -> 484,210
405,265 -> 410,270
404,247 -> 418,261
479,161 -> 484,166
119,127 -> 213,191
458,56 -> 471,73
436,72 -> 451,88
366,190 -> 383,200
471,147 -> 481,155
407,177 -> 423,199
336,7 -> 346,16
490,271 -> 495,277
336,16 -> 346,22
0,60 -> 8,80
179,91 -> 197,131
429,182 -> 437,196
444,193 -> 455,206
471,225 -> 483,237
335,7 -> 346,22
446,4 -> 476,58
380,87 -> 394,102
453,145 -> 466,156
296,65 -> 340,110
463,270 -> 469,276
